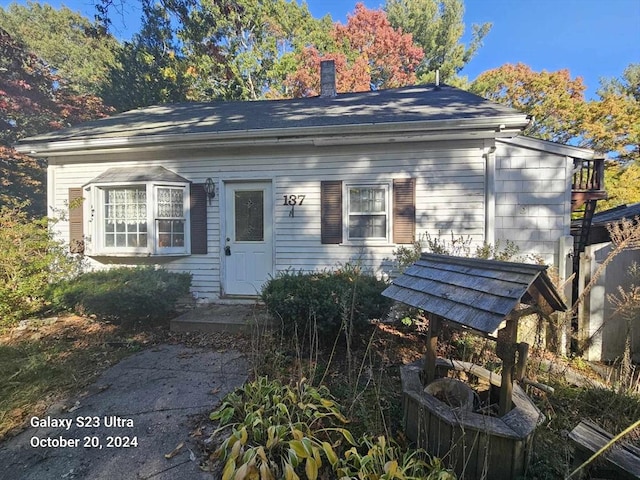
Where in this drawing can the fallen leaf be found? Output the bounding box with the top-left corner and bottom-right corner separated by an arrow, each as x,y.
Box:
188,448 -> 196,461
67,401 -> 81,413
164,442 -> 184,459
190,427 -> 203,437
210,387 -> 221,395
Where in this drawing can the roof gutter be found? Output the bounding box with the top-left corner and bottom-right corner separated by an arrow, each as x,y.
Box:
498,136 -> 602,160
15,114 -> 532,157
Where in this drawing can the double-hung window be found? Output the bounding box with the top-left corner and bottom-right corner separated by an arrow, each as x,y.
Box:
156,186 -> 186,252
321,179 -> 414,245
347,184 -> 389,241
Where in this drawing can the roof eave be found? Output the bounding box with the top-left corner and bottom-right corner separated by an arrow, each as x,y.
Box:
499,136 -> 603,160
16,114 -> 531,157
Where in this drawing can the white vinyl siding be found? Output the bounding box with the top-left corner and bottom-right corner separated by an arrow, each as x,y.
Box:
48,137 -> 573,302
494,142 -> 572,266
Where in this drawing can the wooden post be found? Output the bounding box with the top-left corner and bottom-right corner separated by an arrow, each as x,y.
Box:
515,342 -> 530,382
423,314 -> 440,384
497,317 -> 518,416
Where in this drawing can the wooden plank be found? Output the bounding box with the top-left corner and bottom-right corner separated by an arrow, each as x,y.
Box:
568,420 -> 640,479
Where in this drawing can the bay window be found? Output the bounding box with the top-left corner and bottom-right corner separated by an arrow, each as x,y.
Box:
90,183 -> 190,255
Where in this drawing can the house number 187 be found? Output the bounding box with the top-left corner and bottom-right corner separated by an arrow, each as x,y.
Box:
283,195 -> 305,206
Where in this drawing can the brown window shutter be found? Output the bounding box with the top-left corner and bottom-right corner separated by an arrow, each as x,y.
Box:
68,188 -> 84,254
321,180 -> 342,244
393,178 -> 415,244
190,184 -> 208,254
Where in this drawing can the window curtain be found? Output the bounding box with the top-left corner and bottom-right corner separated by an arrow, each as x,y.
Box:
105,188 -> 146,224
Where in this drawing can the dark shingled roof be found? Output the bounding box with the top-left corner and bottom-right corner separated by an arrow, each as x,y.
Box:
17,84 -> 528,145
382,253 -> 567,336
590,202 -> 640,227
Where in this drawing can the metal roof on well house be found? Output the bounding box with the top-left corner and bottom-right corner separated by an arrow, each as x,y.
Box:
15,84 -> 531,155
383,254 -> 567,336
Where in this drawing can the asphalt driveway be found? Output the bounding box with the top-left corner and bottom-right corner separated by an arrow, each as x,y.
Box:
0,344 -> 248,479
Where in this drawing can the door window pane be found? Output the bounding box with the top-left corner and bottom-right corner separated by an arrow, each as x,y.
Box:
235,190 -> 264,241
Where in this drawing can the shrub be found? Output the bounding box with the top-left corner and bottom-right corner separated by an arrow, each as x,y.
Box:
392,231 -> 521,273
48,267 -> 191,323
0,204 -> 82,326
260,265 -> 392,341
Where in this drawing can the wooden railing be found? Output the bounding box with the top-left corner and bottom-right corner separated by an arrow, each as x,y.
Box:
572,158 -> 605,192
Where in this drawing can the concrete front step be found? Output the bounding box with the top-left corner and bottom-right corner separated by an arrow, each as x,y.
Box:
170,302 -> 275,334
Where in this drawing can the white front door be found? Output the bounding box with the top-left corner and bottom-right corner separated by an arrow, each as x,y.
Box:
223,181 -> 273,296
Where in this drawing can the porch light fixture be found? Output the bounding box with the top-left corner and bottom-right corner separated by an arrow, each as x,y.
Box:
204,178 -> 216,205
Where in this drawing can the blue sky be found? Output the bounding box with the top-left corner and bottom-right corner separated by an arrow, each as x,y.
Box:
4,0 -> 639,99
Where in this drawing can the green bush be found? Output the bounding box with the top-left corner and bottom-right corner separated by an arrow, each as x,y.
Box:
260,265 -> 392,340
49,267 -> 191,323
0,204 -> 82,326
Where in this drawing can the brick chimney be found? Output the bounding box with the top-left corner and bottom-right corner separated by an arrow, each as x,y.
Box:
320,60 -> 336,98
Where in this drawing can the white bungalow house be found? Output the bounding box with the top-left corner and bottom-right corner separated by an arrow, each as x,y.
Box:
15,65 -> 602,307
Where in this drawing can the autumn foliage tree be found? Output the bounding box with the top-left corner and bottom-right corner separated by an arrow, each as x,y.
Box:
471,62 -> 640,210
0,28 -> 111,216
181,0 -> 332,101
585,64 -> 640,164
471,63 -> 588,143
285,3 -> 424,96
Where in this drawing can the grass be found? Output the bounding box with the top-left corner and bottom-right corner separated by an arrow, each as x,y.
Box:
0,315 -> 167,440
0,312 -> 253,442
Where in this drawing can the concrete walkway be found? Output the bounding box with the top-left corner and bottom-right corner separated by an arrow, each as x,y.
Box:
0,344 -> 248,479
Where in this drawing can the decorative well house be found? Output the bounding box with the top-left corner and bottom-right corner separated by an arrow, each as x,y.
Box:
383,253 -> 568,480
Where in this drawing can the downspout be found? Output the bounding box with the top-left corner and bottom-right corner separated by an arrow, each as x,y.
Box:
484,143 -> 497,247
47,164 -> 55,221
